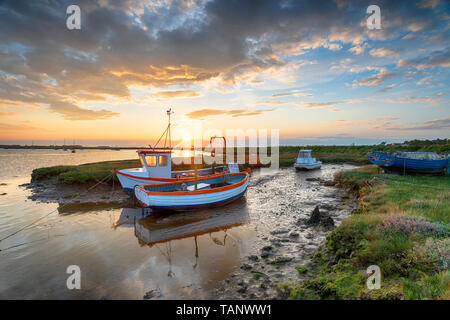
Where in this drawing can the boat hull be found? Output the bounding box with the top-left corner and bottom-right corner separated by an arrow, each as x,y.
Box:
135,172 -> 249,212
294,163 -> 322,170
367,151 -> 448,174
116,167 -> 224,194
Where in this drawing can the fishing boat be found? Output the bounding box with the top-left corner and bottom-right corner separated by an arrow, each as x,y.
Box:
367,151 -> 449,174
294,149 -> 322,170
116,110 -> 230,194
134,170 -> 250,211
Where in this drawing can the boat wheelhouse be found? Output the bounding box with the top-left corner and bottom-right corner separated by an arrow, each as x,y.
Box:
294,149 -> 322,170
116,109 -> 230,194
116,149 -> 225,194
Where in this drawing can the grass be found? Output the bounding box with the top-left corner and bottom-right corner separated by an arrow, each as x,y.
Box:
287,166 -> 450,300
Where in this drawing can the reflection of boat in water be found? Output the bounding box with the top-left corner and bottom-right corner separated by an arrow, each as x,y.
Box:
115,202 -> 249,246
115,203 -> 249,277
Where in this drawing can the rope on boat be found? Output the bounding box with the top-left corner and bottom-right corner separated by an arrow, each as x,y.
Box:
0,173 -> 114,251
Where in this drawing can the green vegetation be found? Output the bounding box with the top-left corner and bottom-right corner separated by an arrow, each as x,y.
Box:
32,159 -> 141,184
287,166 -> 450,300
31,142 -> 450,185
31,159 -> 215,185
252,272 -> 265,280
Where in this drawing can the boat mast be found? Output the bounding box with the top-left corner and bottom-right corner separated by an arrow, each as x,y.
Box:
151,108 -> 174,150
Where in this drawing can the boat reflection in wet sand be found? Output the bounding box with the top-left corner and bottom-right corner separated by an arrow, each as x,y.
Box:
115,205 -> 249,247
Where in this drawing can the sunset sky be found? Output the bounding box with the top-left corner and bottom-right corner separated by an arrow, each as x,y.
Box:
0,0 -> 449,146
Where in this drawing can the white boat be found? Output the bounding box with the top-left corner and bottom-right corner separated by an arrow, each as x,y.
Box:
116,109 -> 228,194
134,171 -> 249,211
294,149 -> 322,170
116,149 -> 226,194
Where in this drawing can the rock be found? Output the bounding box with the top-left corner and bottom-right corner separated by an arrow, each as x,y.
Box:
248,255 -> 260,262
306,206 -> 334,228
240,263 -> 253,270
237,287 -> 247,294
307,206 -> 322,224
270,256 -> 293,265
143,288 -> 162,300
270,229 -> 289,235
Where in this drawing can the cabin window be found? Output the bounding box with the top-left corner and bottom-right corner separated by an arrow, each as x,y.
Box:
145,155 -> 157,167
159,155 -> 168,166
139,155 -> 146,167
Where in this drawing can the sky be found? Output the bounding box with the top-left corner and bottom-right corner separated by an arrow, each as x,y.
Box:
0,0 -> 449,146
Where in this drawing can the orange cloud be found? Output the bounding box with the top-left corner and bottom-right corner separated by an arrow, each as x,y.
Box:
186,108 -> 275,119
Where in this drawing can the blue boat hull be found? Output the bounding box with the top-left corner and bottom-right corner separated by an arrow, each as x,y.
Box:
367,151 -> 448,174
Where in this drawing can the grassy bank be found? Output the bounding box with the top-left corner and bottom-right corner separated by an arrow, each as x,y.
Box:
30,159 -> 215,184
286,166 -> 449,300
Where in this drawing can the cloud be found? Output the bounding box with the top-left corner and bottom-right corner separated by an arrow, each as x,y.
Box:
369,48 -> 401,57
384,92 -> 444,104
348,43 -> 368,55
255,98 -> 362,110
353,68 -> 396,87
397,50 -> 450,69
270,92 -> 313,98
154,90 -> 201,99
416,76 -> 432,86
0,0 -> 448,122
185,108 -> 275,119
376,84 -> 396,93
382,117 -> 450,131
418,0 -> 441,9
0,112 -> 16,117
0,122 -> 42,131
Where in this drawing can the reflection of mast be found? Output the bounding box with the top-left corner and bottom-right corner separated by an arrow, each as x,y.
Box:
193,236 -> 199,270
155,242 -> 174,277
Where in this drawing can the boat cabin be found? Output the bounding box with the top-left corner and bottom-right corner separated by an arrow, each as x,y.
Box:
296,150 -> 315,163
137,150 -> 172,179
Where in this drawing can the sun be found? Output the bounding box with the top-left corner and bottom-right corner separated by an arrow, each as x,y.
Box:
182,134 -> 191,142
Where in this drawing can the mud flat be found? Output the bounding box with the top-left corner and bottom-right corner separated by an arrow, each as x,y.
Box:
21,179 -> 131,206
207,164 -> 359,300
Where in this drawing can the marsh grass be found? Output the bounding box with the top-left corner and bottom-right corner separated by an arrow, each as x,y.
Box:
289,166 -> 450,300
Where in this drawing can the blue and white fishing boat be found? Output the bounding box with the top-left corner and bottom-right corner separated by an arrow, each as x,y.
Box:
294,149 -> 322,170
367,151 -> 449,174
116,110 -> 226,194
134,171 -> 250,211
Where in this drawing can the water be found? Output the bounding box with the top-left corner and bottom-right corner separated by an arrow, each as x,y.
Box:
0,149 -> 356,299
